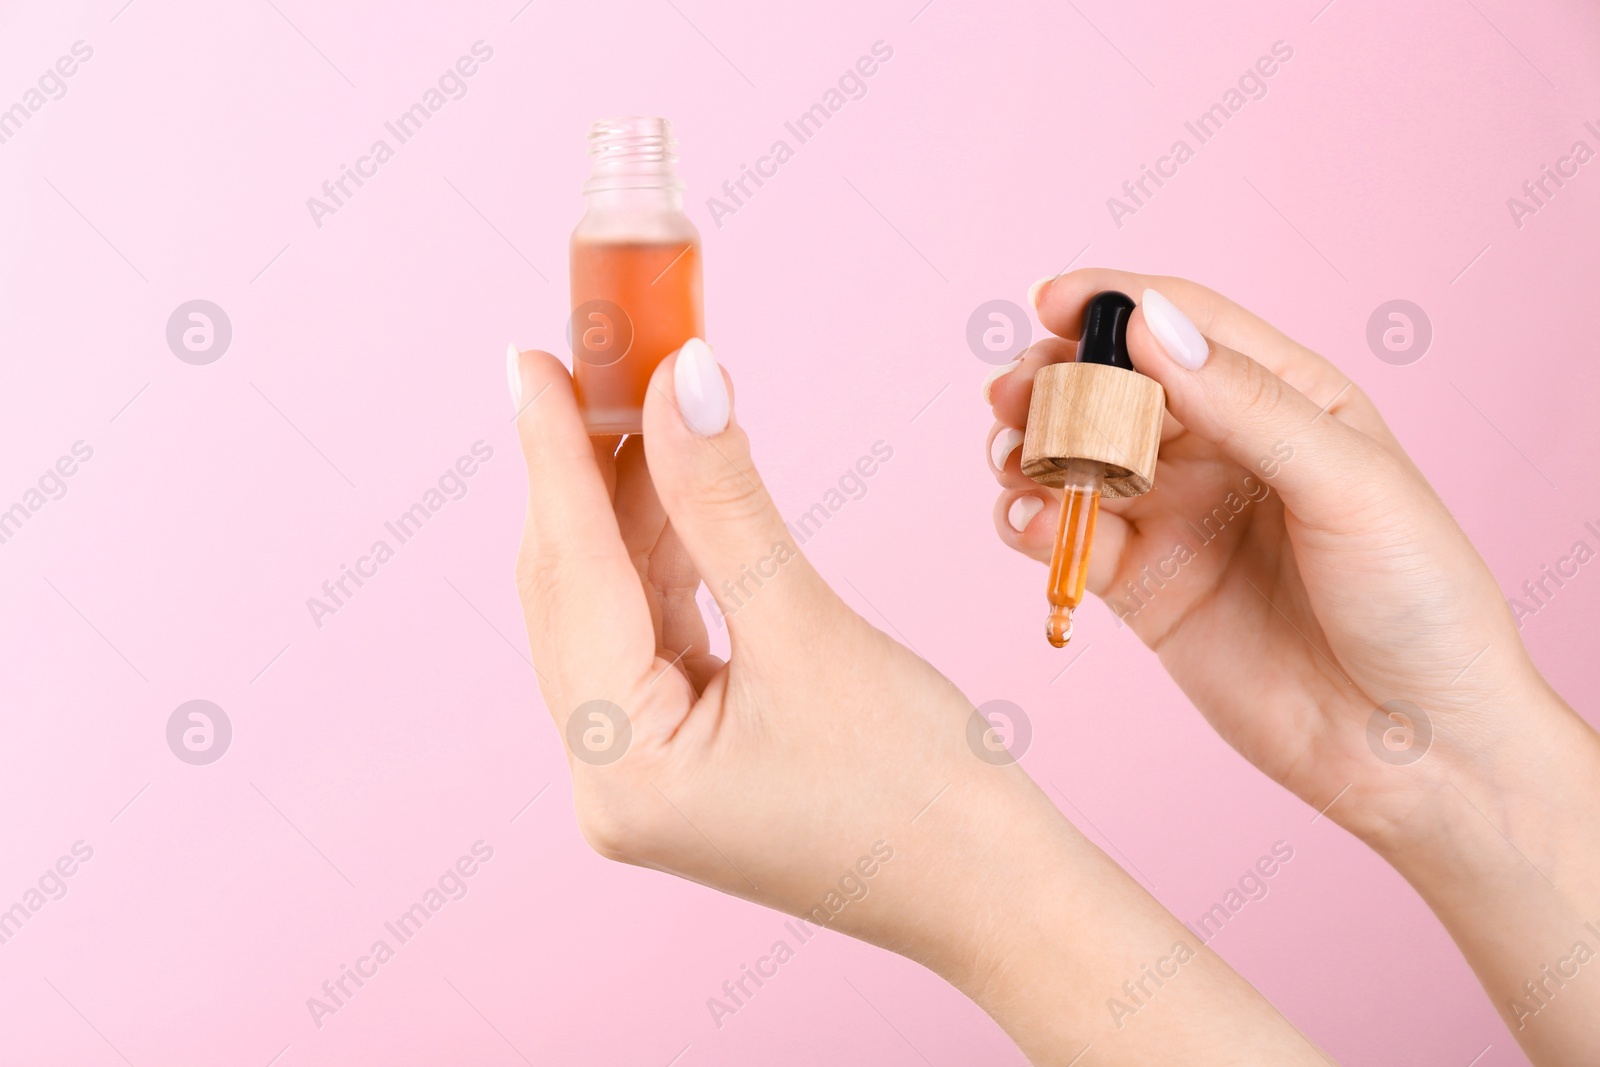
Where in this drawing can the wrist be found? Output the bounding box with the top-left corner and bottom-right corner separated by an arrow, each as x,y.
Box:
1351,678 -> 1600,1062
859,765 -> 1068,987
896,771 -> 1132,1057
1362,676 -> 1600,893
895,771 -> 1328,1065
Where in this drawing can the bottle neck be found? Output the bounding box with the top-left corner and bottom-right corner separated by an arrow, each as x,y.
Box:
582,186 -> 684,214
576,117 -> 697,241
583,116 -> 682,195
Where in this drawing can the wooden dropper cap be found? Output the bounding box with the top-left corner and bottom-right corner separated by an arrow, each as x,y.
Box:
1020,291 -> 1166,498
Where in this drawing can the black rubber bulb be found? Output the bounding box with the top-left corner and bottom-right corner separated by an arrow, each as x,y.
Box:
1075,290 -> 1136,371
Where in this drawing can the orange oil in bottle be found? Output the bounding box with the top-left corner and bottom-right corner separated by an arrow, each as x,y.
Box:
570,238 -> 703,435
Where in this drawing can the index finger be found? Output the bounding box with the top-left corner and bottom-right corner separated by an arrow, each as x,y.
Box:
1025,268 -> 1400,451
1034,269 -> 1303,368
511,348 -> 657,717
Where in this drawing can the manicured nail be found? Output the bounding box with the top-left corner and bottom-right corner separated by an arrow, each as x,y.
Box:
673,338 -> 729,436
1007,495 -> 1044,532
982,359 -> 1021,405
506,343 -> 523,408
1141,288 -> 1209,370
1028,275 -> 1056,308
990,427 -> 1023,471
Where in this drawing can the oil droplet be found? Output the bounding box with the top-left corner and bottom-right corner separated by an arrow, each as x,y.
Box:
1046,606 -> 1074,648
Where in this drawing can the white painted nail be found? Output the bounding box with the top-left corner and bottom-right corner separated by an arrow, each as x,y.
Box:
990,427 -> 1024,471
673,338 -> 729,436
982,359 -> 1021,405
1141,288 -> 1210,370
1007,495 -> 1044,533
506,343 -> 523,408
1028,275 -> 1056,308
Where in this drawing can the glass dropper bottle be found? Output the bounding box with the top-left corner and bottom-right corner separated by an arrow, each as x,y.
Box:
570,117 -> 703,435
1021,291 -> 1160,648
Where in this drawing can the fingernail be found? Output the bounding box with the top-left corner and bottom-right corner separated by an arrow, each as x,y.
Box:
506,342 -> 523,408
673,338 -> 729,436
990,427 -> 1023,471
1140,288 -> 1209,370
982,359 -> 1021,405
1028,275 -> 1056,308
1007,495 -> 1044,532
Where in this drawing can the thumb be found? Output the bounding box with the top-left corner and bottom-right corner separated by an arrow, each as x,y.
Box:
1127,287 -> 1386,526
641,338 -> 824,634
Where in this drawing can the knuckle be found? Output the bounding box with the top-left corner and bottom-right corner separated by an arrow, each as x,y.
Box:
1353,435 -> 1410,487
515,529 -> 620,606
572,786 -> 675,866
514,539 -> 565,606
689,463 -> 772,522
574,802 -> 637,863
1231,360 -> 1284,422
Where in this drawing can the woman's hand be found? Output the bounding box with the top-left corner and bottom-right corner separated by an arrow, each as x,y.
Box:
512,338 -> 1327,1065
511,339 -> 996,961
987,270 -> 1600,1062
990,268 -> 1558,839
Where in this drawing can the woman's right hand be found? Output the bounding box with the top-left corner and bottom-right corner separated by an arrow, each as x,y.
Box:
986,269 -> 1600,1062
988,268 -> 1555,839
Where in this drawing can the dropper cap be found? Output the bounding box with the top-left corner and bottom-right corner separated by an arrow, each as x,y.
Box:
1021,288 -> 1165,497
1075,290 -> 1136,370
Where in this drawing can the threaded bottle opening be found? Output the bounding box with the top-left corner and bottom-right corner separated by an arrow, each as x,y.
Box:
584,116 -> 681,192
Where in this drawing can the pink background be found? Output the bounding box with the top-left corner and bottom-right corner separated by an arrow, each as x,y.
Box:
3,0 -> 1598,1063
